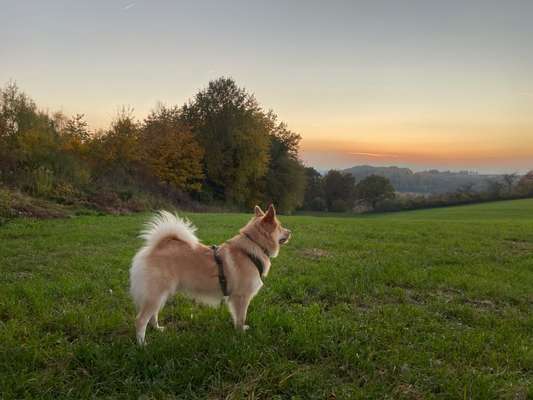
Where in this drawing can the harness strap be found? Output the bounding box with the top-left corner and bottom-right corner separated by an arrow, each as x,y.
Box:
244,251 -> 265,277
243,232 -> 271,258
211,245 -> 229,297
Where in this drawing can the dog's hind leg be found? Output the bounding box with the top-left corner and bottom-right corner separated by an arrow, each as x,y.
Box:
149,293 -> 168,331
228,294 -> 252,331
135,293 -> 166,345
149,314 -> 164,331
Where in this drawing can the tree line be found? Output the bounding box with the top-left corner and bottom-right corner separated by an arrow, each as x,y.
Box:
302,167 -> 533,213
343,165 -> 508,194
302,168 -> 395,212
373,171 -> 533,212
0,78 -> 306,213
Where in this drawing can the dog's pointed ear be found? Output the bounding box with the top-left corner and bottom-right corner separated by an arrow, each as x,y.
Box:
254,205 -> 265,217
263,204 -> 276,223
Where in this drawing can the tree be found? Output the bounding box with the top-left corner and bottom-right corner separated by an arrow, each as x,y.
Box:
63,114 -> 90,142
181,77 -> 271,205
59,114 -> 92,184
502,173 -> 518,194
0,81 -> 38,137
88,110 -> 141,182
355,175 -> 395,209
323,170 -> 356,211
486,179 -> 504,199
263,119 -> 306,213
0,81 -> 41,183
0,82 -> 79,191
302,167 -> 325,210
139,105 -> 204,192
516,171 -> 533,196
457,182 -> 475,195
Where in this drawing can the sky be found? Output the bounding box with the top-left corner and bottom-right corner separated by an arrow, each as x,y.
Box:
1,0 -> 532,174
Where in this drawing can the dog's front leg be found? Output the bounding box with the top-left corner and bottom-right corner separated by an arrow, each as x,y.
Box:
228,294 -> 252,331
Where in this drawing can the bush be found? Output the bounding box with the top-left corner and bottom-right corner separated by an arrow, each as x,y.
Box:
0,188 -> 15,222
30,166 -> 54,197
310,197 -> 326,211
330,199 -> 349,212
123,192 -> 173,212
50,182 -> 82,205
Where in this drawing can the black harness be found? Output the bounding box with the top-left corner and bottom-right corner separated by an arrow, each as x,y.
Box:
246,251 -> 265,277
211,236 -> 269,297
211,245 -> 229,297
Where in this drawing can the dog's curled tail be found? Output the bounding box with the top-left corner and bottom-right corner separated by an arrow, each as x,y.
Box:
140,210 -> 199,250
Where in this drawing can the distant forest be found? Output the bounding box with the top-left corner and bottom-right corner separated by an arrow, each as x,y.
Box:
343,165 -> 507,194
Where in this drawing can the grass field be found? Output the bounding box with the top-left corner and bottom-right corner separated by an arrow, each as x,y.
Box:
1,200 -> 532,399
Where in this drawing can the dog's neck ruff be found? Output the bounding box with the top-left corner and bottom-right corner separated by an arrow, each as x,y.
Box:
243,232 -> 272,259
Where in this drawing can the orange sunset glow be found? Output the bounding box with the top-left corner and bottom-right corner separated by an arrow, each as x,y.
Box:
299,124 -> 533,172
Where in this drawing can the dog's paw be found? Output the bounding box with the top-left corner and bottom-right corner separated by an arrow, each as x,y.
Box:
155,326 -> 165,332
242,324 -> 250,331
136,336 -> 147,346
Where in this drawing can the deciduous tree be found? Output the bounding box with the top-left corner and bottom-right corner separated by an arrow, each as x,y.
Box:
323,170 -> 356,211
516,171 -> 533,196
181,77 -> 271,205
303,167 -> 325,210
140,106 -> 204,192
263,119 -> 306,213
355,175 -> 395,209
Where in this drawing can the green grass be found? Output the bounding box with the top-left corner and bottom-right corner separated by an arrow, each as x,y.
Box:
1,199 -> 532,399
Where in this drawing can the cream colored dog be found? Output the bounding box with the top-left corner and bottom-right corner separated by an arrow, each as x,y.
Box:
130,205 -> 291,344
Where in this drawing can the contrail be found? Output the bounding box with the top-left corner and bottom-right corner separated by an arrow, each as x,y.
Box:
349,152 -> 400,158
123,3 -> 136,10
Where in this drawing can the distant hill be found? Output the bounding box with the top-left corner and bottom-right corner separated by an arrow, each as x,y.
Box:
343,165 -> 503,194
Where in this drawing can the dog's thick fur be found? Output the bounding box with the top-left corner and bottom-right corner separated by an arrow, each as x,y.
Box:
130,204 -> 291,344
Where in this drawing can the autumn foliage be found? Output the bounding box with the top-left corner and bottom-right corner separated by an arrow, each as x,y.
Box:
0,78 -> 307,213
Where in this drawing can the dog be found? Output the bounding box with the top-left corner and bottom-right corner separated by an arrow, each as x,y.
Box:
129,204 -> 291,345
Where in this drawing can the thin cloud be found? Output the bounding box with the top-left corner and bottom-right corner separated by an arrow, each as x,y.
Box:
349,152 -> 400,158
123,3 -> 136,10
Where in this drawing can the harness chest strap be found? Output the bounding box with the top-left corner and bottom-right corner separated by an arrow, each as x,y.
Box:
211,244 -> 266,297
245,251 -> 265,276
211,245 -> 229,297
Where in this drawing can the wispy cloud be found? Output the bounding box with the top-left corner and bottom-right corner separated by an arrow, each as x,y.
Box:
123,2 -> 136,10
349,152 -> 400,158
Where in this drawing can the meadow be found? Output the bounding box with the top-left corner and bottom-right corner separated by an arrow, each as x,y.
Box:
1,200 -> 532,399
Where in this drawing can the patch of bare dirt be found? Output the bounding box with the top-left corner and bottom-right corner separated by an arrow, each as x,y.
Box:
393,383 -> 425,400
299,248 -> 330,260
504,238 -> 533,254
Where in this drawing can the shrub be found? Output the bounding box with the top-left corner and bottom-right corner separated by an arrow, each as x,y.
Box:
310,197 -> 326,211
50,182 -> 81,205
330,199 -> 349,212
30,166 -> 54,197
0,187 -> 15,221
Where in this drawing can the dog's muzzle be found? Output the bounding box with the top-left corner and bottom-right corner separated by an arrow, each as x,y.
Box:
279,231 -> 291,244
